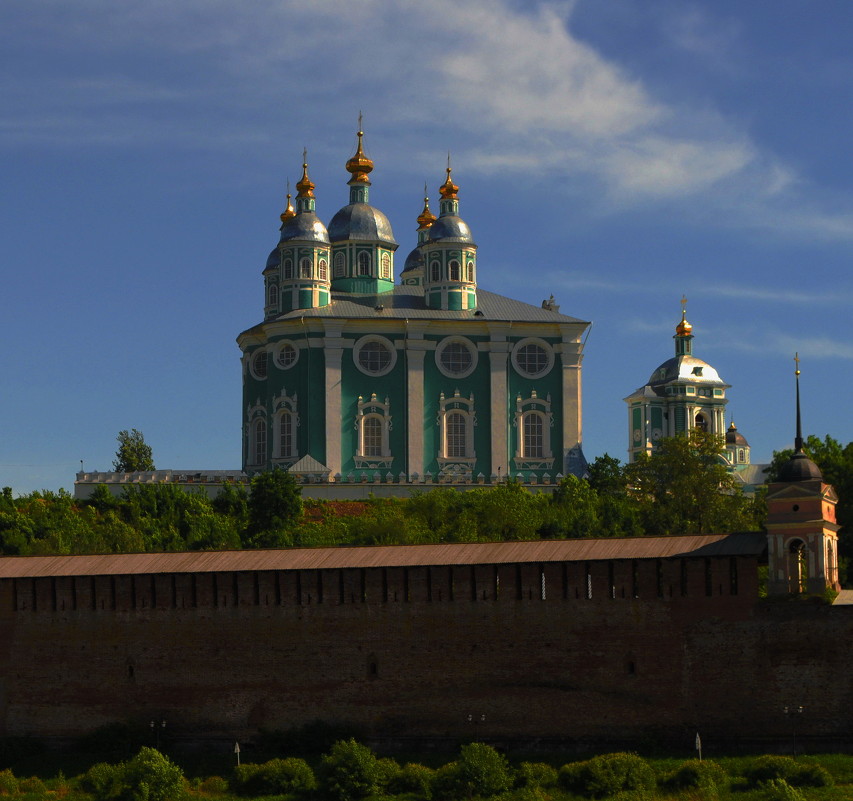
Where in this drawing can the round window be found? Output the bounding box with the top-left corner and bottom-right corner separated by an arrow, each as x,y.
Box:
511,338 -> 554,378
353,336 -> 397,377
251,350 -> 268,380
435,337 -> 477,378
275,341 -> 298,370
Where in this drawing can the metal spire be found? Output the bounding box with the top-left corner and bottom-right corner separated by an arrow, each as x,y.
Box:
794,352 -> 803,453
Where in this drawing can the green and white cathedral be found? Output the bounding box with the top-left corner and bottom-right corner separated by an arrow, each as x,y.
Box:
237,130 -> 590,483
623,304 -> 763,486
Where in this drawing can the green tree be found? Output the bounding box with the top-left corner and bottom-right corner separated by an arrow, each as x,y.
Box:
626,430 -> 759,535
319,739 -> 381,801
121,747 -> 185,801
245,468 -> 304,548
113,429 -> 155,472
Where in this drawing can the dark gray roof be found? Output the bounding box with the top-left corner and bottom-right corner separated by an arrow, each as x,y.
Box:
252,285 -> 588,326
429,214 -> 474,244
328,203 -> 396,245
280,212 -> 330,244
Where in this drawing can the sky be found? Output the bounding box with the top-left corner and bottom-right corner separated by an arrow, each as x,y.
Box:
2,0 -> 853,495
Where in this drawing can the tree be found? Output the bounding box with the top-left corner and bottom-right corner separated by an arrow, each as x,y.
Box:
112,429 -> 155,472
319,739 -> 382,801
626,430 -> 759,535
245,468 -> 303,548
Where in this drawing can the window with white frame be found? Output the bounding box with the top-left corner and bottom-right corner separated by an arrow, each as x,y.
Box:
437,390 -> 476,468
333,252 -> 346,277
271,390 -> 299,463
513,391 -> 553,469
252,417 -> 267,466
299,257 -> 312,278
354,394 -> 392,468
435,336 -> 477,379
449,259 -> 460,281
466,260 -> 475,282
283,258 -> 293,279
358,251 -> 371,276
318,258 -> 328,281
268,283 -> 279,308
274,340 -> 299,370
511,337 -> 554,379
353,335 -> 397,377
250,350 -> 268,380
430,260 -> 440,282
380,252 -> 391,280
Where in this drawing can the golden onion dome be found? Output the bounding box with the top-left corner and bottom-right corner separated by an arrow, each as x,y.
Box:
417,187 -> 436,230
345,129 -> 374,184
676,296 -> 692,335
296,158 -> 314,198
439,165 -> 459,200
280,192 -> 295,223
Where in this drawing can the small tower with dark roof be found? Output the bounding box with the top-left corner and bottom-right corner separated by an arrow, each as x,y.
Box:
400,186 -> 436,286
765,354 -> 840,595
276,155 -> 332,313
422,160 -> 478,310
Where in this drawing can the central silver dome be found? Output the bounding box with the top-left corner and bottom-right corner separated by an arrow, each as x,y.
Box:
428,214 -> 474,243
648,355 -> 724,385
328,203 -> 396,245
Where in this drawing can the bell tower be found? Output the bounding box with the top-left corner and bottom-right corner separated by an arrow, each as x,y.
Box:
765,354 -> 841,595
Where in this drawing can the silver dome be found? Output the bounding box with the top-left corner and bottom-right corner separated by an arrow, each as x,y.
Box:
328,203 -> 396,245
401,246 -> 424,273
264,248 -> 280,271
280,212 -> 330,244
648,355 -> 725,386
428,214 -> 474,243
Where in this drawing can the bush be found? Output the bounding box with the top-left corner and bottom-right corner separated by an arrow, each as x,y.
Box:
789,762 -> 832,788
80,762 -> 124,800
760,778 -> 805,801
18,775 -> 47,794
388,763 -> 435,798
121,747 -> 185,801
196,776 -> 228,795
745,756 -> 798,788
0,769 -> 18,795
558,753 -> 655,798
320,738 -> 381,801
432,743 -> 512,799
666,759 -> 728,790
515,762 -> 558,789
376,757 -> 401,791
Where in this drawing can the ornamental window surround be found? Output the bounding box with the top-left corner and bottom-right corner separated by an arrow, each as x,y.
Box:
358,251 -> 371,276
246,402 -> 267,467
511,338 -> 554,379
283,258 -> 294,279
354,394 -> 393,469
318,258 -> 328,281
466,260 -> 475,282
353,335 -> 397,377
299,257 -> 312,278
437,390 -> 476,466
513,391 -> 554,469
250,350 -> 268,380
430,260 -> 441,282
435,336 -> 478,379
449,259 -> 460,281
380,252 -> 391,280
273,390 -> 299,462
267,283 -> 279,309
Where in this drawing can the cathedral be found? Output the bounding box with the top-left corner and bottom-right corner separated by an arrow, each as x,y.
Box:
237,129 -> 590,484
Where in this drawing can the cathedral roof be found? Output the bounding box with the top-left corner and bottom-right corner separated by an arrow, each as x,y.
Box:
428,214 -> 474,243
726,422 -> 749,446
328,203 -> 396,245
777,452 -> 823,482
401,246 -> 424,274
279,211 -> 330,244
240,285 -> 587,332
647,355 -> 728,388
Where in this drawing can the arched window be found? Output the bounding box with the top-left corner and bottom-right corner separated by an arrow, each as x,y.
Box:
788,539 -> 808,594
253,418 -> 267,466
299,257 -> 312,278
283,258 -> 293,279
430,260 -> 441,282
362,416 -> 383,457
449,259 -> 460,281
380,253 -> 391,280
279,412 -> 294,458
268,283 -> 279,308
522,412 -> 545,458
333,252 -> 346,277
695,413 -> 708,432
466,261 -> 475,282
354,395 -> 392,468
446,412 -> 467,458
358,252 -> 371,276
318,259 -> 327,281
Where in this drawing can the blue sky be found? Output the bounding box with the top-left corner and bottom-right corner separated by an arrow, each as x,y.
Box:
2,0 -> 852,495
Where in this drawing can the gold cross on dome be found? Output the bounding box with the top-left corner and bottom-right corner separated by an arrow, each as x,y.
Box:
680,294 -> 688,315
794,352 -> 800,376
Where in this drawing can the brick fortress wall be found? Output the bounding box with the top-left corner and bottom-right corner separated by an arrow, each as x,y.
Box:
0,555 -> 850,747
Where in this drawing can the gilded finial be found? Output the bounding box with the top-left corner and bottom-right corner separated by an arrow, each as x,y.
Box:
417,182 -> 437,230
794,351 -> 800,376
440,153 -> 459,200
280,179 -> 296,223
346,113 -> 374,183
676,294 -> 692,335
296,150 -> 315,198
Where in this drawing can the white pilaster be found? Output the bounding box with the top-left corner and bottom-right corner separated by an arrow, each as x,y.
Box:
323,322 -> 345,477
405,325 -> 427,476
